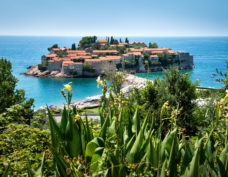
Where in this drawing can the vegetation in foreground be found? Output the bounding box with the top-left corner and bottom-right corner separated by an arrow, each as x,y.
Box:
0,58 -> 228,176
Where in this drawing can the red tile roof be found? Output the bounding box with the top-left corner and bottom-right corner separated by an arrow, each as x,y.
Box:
52,48 -> 60,51
97,40 -> 108,43
45,54 -> 57,58
92,50 -> 118,53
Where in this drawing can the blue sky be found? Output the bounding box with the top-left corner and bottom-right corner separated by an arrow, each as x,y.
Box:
0,0 -> 228,36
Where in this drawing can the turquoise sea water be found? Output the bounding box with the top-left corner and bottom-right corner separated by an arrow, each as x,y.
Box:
0,36 -> 227,107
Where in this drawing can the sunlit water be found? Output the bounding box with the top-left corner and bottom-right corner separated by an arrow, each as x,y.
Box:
0,36 -> 227,107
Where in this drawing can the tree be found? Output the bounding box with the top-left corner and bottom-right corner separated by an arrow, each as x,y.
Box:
216,61 -> 228,89
71,43 -> 76,50
120,38 -> 122,43
113,39 -> 119,44
79,36 -> 97,49
110,36 -> 114,44
157,68 -> 198,135
0,58 -> 27,113
56,50 -> 66,58
125,37 -> 129,43
149,42 -> 158,48
158,51 -> 173,66
47,44 -> 59,51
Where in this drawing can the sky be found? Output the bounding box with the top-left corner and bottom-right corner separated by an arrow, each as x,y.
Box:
0,0 -> 228,37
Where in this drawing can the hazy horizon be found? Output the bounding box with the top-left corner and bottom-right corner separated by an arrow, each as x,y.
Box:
0,0 -> 228,37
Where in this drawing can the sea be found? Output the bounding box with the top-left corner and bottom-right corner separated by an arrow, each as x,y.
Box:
0,36 -> 227,108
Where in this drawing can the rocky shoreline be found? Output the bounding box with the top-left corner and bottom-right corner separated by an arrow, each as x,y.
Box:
24,64 -> 194,78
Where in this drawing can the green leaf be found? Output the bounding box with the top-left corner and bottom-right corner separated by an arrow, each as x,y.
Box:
47,107 -> 63,148
182,138 -> 203,177
99,115 -> 109,140
132,108 -> 140,135
34,153 -> 45,177
2,164 -> 10,177
167,131 -> 177,177
59,106 -> 68,135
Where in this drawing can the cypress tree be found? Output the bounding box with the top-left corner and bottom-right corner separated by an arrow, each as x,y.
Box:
125,37 -> 129,43
71,43 -> 76,50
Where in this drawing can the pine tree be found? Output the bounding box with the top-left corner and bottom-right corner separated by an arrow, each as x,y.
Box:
125,37 -> 129,43
120,38 -> 122,43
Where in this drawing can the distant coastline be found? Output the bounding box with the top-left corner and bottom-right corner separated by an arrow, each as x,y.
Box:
24,36 -> 194,78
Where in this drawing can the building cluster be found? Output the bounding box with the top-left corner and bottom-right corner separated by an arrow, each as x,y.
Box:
41,40 -> 193,76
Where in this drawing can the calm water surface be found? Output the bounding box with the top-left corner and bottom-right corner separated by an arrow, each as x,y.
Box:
0,36 -> 227,107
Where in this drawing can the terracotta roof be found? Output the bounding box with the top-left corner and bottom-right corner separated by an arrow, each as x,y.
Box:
66,50 -> 86,54
150,55 -> 158,58
129,48 -> 143,52
74,62 -> 83,65
52,48 -> 60,51
97,40 -> 108,43
86,56 -> 121,62
48,60 -> 55,63
62,61 -> 74,66
128,52 -> 142,55
44,54 -> 57,58
99,56 -> 121,60
118,43 -> 128,45
92,50 -> 118,53
67,54 -> 77,57
71,56 -> 92,59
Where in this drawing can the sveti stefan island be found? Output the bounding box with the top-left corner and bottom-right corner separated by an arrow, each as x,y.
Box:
25,36 -> 194,78
1,0 -> 228,176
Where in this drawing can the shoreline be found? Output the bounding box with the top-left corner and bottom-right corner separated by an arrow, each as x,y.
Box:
24,64 -> 194,78
38,74 -> 148,111
36,73 -> 221,111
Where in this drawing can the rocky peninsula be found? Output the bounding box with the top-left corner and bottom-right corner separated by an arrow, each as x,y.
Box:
24,36 -> 194,78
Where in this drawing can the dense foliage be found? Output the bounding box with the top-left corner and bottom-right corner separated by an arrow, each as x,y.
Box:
0,58 -> 33,114
149,42 -> 158,48
0,123 -> 51,176
1,59 -> 228,176
48,44 -> 59,51
24,70 -> 227,177
79,36 -> 98,49
158,51 -> 173,66
82,61 -> 95,73
0,59 -> 50,176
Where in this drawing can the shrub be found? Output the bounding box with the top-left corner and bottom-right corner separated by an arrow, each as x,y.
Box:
82,61 -> 95,73
0,58 -> 32,114
47,44 -> 58,51
0,123 -> 52,176
38,63 -> 47,71
35,78 -> 228,177
158,51 -> 173,66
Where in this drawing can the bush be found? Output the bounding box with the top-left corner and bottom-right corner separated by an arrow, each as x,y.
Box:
149,42 -> 158,48
47,44 -> 58,51
35,78 -> 228,177
82,61 -> 95,73
0,58 -> 31,113
38,63 -> 47,71
0,123 -> 52,176
158,51 -> 173,66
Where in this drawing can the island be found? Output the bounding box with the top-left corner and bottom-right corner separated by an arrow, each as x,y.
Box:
25,36 -> 194,78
